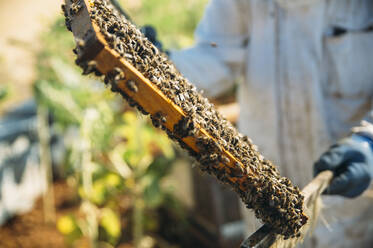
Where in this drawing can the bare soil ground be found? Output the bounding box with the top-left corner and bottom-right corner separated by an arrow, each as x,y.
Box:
0,181 -> 77,248
0,179 -> 197,248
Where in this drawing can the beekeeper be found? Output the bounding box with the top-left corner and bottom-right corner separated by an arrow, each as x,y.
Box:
169,0 -> 373,247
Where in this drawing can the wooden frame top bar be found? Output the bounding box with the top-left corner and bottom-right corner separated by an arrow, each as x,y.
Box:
65,0 -> 247,182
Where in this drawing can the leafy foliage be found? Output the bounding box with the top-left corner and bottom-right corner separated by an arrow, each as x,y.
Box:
34,17 -> 180,248
0,86 -> 9,103
31,0 -> 209,246
119,0 -> 208,48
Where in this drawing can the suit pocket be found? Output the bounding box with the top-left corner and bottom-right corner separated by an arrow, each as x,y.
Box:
324,29 -> 373,98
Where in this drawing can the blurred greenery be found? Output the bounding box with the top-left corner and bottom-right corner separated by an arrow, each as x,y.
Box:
31,0 -> 209,246
0,56 -> 12,107
0,86 -> 9,103
119,0 -> 209,48
57,215 -> 83,245
34,50 -> 178,245
100,208 -> 122,244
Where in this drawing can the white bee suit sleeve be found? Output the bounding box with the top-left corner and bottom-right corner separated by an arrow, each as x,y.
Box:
170,0 -> 249,98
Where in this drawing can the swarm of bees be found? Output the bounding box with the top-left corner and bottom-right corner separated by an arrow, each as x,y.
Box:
62,0 -> 307,239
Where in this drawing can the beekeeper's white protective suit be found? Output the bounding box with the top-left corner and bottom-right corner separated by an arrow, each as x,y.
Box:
171,0 -> 373,247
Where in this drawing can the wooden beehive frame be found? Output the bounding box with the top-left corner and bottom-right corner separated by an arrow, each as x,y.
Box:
64,0 -> 317,242
65,0 -> 246,182
241,170 -> 333,248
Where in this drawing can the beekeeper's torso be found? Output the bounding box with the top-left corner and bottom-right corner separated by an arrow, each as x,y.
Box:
171,0 -> 373,247
172,0 -> 373,186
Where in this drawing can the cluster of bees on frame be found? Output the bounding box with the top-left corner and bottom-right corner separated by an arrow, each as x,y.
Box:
62,0 -> 307,238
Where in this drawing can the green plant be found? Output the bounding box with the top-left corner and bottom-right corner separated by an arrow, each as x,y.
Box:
32,0 -> 209,244
0,86 -> 9,103
34,17 -> 181,247
119,0 -> 208,48
0,56 -> 12,107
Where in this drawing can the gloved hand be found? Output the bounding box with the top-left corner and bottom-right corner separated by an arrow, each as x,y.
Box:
313,134 -> 373,198
141,25 -> 165,52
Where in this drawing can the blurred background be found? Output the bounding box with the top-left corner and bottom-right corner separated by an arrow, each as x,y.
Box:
0,0 -> 244,247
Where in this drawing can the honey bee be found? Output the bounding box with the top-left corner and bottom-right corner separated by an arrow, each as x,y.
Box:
210,42 -> 217,47
61,4 -> 68,17
70,1 -> 83,16
82,60 -> 97,75
151,116 -> 161,128
219,155 -> 230,164
154,112 -> 167,124
126,80 -> 138,93
65,17 -> 72,32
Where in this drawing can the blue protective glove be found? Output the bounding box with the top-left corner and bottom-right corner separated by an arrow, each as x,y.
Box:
313,134 -> 373,198
141,25 -> 164,52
